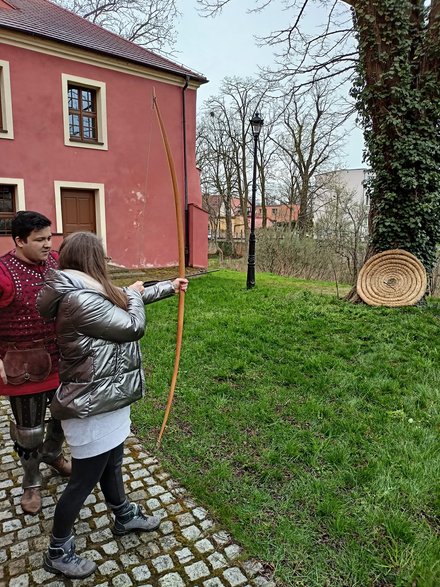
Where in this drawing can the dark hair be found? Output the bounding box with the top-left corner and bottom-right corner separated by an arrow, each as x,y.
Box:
11,211 -> 51,242
59,232 -> 128,310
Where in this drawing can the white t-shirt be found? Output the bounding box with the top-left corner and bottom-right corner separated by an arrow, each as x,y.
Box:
62,406 -> 131,459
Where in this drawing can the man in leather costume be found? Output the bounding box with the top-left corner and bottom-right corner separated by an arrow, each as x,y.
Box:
0,211 -> 71,514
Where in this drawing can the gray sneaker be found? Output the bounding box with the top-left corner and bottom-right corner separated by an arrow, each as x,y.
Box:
113,502 -> 160,535
43,535 -> 97,579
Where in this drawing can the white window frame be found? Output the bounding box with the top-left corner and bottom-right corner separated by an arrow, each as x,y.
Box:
54,180 -> 107,251
61,74 -> 108,150
0,177 -> 25,208
0,60 -> 14,140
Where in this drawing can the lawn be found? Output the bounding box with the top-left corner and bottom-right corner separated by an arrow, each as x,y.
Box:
131,269 -> 439,587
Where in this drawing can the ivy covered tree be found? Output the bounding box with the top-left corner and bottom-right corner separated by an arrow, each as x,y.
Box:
198,0 -> 440,277
349,0 -> 440,276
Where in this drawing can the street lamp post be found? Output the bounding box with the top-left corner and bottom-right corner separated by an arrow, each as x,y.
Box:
246,112 -> 264,289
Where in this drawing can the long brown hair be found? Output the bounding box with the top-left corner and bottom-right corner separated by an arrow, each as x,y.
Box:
59,232 -> 128,310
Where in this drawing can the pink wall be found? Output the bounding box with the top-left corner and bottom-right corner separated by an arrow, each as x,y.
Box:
0,43 -> 208,268
188,203 -> 208,268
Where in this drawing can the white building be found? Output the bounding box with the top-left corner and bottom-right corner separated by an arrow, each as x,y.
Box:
313,168 -> 371,240
315,168 -> 371,212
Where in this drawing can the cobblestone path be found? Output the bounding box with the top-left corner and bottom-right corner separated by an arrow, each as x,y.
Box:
0,398 -> 276,587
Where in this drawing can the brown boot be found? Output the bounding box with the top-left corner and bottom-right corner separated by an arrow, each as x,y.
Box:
21,487 -> 41,515
48,454 -> 72,477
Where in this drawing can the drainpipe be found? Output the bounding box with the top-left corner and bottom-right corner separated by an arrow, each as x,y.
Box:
182,75 -> 190,267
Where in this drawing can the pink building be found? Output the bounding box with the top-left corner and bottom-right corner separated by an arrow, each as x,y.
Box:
254,204 -> 300,228
0,0 -> 208,268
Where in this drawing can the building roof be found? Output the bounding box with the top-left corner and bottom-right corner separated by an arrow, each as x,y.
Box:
0,0 -> 208,84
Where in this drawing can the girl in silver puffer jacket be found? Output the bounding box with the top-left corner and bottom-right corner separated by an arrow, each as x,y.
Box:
37,231 -> 188,580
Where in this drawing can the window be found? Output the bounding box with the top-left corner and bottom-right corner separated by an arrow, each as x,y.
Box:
0,179 -> 25,234
62,74 -> 108,150
0,185 -> 15,234
68,85 -> 98,142
0,60 -> 14,140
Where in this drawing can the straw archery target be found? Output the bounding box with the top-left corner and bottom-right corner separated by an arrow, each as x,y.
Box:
356,249 -> 427,307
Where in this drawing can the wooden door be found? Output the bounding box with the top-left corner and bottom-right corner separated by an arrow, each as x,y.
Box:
61,189 -> 96,235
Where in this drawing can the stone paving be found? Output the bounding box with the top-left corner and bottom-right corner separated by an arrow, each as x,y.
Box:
0,398 -> 277,587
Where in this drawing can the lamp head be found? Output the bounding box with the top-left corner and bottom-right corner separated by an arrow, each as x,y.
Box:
250,112 -> 264,138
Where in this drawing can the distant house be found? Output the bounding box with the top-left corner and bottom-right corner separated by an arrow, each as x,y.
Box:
254,204 -> 300,229
204,195 -> 299,240
204,196 -> 245,240
0,0 -> 208,268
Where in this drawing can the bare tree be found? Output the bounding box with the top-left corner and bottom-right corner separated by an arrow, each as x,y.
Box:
255,105 -> 280,228
53,0 -> 179,54
199,77 -> 275,244
273,151 -> 300,225
270,84 -> 347,235
198,75 -> 345,247
201,193 -> 221,245
314,174 -> 369,281
197,107 -> 239,255
197,1 -> 356,90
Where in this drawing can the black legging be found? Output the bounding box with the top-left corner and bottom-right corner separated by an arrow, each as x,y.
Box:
52,442 -> 126,539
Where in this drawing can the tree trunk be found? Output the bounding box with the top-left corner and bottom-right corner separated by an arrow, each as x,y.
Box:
296,182 -> 313,235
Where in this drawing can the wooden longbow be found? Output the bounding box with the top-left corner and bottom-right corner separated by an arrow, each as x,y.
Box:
153,91 -> 186,448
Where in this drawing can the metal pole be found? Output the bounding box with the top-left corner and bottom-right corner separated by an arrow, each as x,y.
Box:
246,132 -> 259,289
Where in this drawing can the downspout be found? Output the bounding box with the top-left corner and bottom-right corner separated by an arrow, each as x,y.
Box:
182,75 -> 190,267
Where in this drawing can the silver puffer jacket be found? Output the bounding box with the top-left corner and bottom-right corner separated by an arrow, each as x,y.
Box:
37,269 -> 175,420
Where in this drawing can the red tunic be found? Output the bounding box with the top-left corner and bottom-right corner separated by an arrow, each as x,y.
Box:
0,250 -> 60,396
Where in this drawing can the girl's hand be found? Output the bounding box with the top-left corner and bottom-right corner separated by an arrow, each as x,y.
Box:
128,281 -> 145,293
172,278 -> 188,294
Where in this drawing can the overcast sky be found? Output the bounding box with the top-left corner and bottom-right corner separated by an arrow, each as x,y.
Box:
174,2 -> 364,169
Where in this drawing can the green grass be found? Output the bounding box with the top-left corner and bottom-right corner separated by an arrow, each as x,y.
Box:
132,269 -> 440,586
